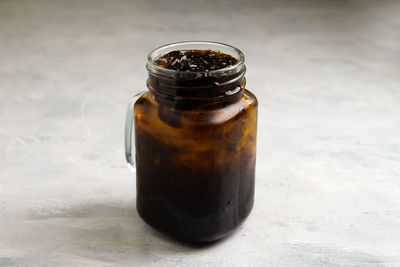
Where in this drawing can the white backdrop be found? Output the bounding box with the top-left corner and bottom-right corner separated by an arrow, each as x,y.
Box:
0,0 -> 399,265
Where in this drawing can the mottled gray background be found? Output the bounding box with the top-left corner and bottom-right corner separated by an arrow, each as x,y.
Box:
1,0 -> 400,266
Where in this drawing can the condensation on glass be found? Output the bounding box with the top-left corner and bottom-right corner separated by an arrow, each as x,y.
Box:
125,41 -> 258,243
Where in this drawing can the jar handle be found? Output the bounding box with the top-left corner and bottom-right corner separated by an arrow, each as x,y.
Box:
125,91 -> 146,171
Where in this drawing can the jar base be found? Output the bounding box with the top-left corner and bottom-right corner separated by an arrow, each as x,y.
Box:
136,196 -> 253,244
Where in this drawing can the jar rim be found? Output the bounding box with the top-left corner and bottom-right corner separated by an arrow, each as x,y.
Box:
146,41 -> 245,77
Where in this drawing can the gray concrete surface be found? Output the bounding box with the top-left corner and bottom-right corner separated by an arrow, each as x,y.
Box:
1,0 -> 400,266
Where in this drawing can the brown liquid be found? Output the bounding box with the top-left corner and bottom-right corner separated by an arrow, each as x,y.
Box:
155,49 -> 238,72
134,49 -> 257,243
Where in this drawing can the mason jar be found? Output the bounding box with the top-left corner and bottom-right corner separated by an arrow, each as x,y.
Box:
125,41 -> 258,243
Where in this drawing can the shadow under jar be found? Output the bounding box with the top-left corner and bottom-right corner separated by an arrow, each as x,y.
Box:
125,41 -> 258,243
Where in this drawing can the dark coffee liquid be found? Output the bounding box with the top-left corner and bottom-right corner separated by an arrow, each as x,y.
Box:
134,49 -> 257,243
155,50 -> 238,72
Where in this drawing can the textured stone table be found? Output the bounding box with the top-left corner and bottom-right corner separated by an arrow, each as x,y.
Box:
1,0 -> 399,266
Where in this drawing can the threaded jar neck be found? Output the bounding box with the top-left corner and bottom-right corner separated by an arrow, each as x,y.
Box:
146,41 -> 246,101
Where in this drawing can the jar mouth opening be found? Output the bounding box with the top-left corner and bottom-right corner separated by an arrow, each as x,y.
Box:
146,41 -> 245,77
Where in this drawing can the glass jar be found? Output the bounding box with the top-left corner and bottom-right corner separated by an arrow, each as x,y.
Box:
125,41 -> 258,243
